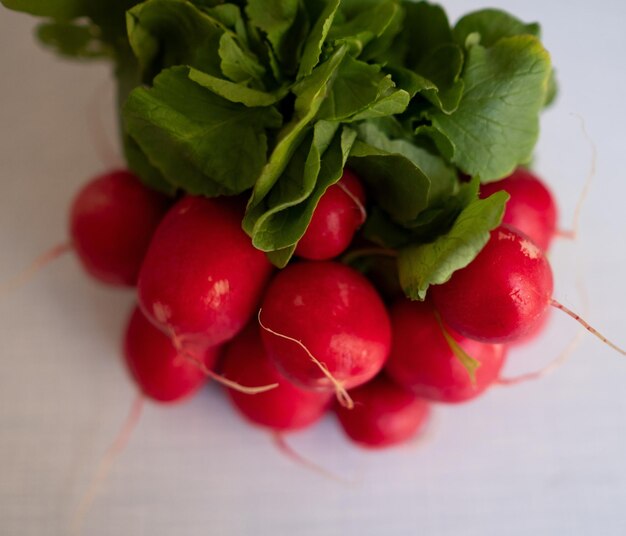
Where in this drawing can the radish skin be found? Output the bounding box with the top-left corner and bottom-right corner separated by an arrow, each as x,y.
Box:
222,325 -> 332,431
70,170 -> 170,286
123,307 -> 220,403
335,375 -> 430,449
386,299 -> 506,403
138,196 -> 274,346
259,261 -> 391,393
295,170 -> 366,260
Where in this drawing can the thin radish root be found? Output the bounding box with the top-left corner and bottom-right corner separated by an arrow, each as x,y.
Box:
336,180 -> 367,226
183,351 -> 278,394
0,242 -> 72,299
497,328 -> 586,386
557,113 -> 597,240
272,432 -> 353,484
165,324 -> 278,394
71,393 -> 144,536
257,309 -> 354,409
550,299 -> 626,356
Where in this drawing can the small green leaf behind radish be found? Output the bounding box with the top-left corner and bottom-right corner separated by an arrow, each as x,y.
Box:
386,299 -> 506,403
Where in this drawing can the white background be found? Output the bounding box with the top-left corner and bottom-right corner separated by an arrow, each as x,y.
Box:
2,1 -> 626,535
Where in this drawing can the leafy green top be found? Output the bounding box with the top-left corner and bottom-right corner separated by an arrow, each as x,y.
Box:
3,0 -> 555,297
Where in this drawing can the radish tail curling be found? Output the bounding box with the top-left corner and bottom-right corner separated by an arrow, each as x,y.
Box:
0,242 -> 72,299
258,309 -> 354,409
71,393 -> 144,536
550,298 -> 626,356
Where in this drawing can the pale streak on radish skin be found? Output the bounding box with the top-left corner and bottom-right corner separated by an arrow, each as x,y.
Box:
336,180 -> 367,226
257,309 -> 355,409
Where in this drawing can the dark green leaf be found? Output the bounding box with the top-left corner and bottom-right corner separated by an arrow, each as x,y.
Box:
126,0 -> 225,81
36,21 -> 111,58
123,66 -> 282,197
297,0 -> 340,79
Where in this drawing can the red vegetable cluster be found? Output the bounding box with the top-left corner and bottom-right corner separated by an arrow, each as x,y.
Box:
68,166 -> 558,449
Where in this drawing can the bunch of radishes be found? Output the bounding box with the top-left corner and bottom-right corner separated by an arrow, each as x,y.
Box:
65,161 -> 600,451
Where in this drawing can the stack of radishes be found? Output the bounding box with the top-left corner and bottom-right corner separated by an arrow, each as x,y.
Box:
67,163 -> 577,450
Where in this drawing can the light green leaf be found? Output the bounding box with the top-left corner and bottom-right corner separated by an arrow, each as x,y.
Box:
188,68 -> 286,107
123,66 -> 282,197
454,8 -> 540,48
435,311 -> 480,385
398,185 -> 509,300
250,123 -> 356,260
244,44 -> 348,230
318,55 -> 409,122
426,36 -> 552,181
297,0 -> 340,79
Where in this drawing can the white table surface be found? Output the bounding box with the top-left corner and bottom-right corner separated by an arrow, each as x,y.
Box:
2,1 -> 626,535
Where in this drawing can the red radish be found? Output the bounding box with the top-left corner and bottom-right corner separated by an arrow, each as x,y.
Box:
138,195 -> 273,347
259,261 -> 391,403
431,225 -> 553,343
480,168 -> 557,251
431,225 -> 626,357
335,375 -> 430,449
295,169 -> 366,260
70,169 -> 170,286
124,306 -> 220,403
222,325 -> 332,431
386,299 -> 506,403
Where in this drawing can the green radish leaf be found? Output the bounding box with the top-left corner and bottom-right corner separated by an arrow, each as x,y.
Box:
318,55 -> 409,122
415,44 -> 464,114
454,8 -> 540,48
123,66 -> 282,197
297,0 -> 341,79
188,68 -> 287,107
398,183 -> 509,300
435,311 -> 480,385
329,0 -> 402,57
36,21 -> 112,58
126,0 -> 226,81
122,133 -> 175,195
243,44 -> 348,232
423,36 -> 552,182
250,123 -> 356,259
245,0 -> 309,76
